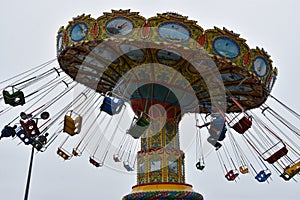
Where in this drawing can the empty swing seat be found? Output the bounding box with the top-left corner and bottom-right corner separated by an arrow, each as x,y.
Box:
63,115 -> 82,136
127,115 -> 151,139
239,166 -> 249,174
57,148 -> 72,160
16,128 -> 33,145
225,170 -> 239,181
72,149 -> 82,157
100,96 -> 124,115
196,161 -> 205,171
113,154 -> 121,162
123,161 -> 134,172
264,146 -> 288,164
280,161 -> 300,181
1,125 -> 17,138
232,116 -> 252,134
89,157 -> 103,167
32,140 -> 44,151
20,119 -> 41,137
3,90 -> 25,106
255,170 -> 271,182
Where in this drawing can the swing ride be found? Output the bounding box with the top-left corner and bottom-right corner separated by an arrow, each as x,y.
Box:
0,9 -> 300,200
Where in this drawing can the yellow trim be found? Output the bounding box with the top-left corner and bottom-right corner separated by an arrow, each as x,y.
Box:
132,183 -> 194,193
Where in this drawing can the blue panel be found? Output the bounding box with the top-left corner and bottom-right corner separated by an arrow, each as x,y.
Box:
158,22 -> 191,43
213,36 -> 240,58
253,56 -> 269,77
70,22 -> 88,42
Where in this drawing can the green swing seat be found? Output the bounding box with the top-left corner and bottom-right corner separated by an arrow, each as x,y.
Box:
127,114 -> 151,139
3,90 -> 25,106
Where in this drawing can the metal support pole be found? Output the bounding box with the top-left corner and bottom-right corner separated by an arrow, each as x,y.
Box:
24,147 -> 35,200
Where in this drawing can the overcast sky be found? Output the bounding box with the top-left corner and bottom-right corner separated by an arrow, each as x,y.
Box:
0,0 -> 300,200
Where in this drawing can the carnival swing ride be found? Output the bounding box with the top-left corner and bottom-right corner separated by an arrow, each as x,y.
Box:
1,9 -> 300,199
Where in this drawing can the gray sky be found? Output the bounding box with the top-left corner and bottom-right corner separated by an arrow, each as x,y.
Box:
0,0 -> 299,200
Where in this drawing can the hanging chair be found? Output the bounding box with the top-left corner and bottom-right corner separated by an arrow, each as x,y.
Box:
228,98 -> 252,134
100,96 -> 124,115
196,161 -> 205,171
255,169 -> 271,182
225,169 -> 239,181
262,141 -> 288,164
31,133 -> 49,151
123,161 -> 134,172
72,148 -> 82,157
280,160 -> 300,181
239,165 -> 249,174
20,119 -> 41,138
16,128 -> 33,145
127,112 -> 151,139
2,87 -> 25,107
89,156 -> 103,168
57,147 -> 72,160
63,111 -> 82,136
230,115 -> 252,134
1,125 -> 17,139
113,154 -> 121,162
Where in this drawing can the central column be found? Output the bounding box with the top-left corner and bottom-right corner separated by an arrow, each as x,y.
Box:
123,88 -> 203,199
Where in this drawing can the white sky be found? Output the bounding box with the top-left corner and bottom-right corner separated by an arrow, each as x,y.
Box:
0,0 -> 299,200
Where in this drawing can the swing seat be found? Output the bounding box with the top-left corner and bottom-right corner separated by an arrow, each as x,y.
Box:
100,96 -> 124,115
16,128 -> 33,145
1,125 -> 16,138
113,154 -> 121,162
89,157 -> 103,167
3,90 -> 25,107
57,148 -> 72,160
63,115 -> 82,136
225,170 -> 239,181
72,149 -> 82,157
20,119 -> 41,137
196,161 -> 205,170
32,140 -> 44,151
127,124 -> 150,139
232,116 -> 252,134
280,161 -> 300,181
264,146 -> 288,164
127,115 -> 151,139
255,170 -> 271,182
31,134 -> 48,151
239,166 -> 249,174
123,161 -> 134,172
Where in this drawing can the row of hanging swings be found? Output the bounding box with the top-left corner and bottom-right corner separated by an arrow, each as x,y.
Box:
1,80 -> 76,152
226,98 -> 282,182
57,89 -> 95,160
88,92 -> 126,166
57,92 -> 125,161
260,98 -> 300,181
2,67 -> 61,107
89,104 -> 127,167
